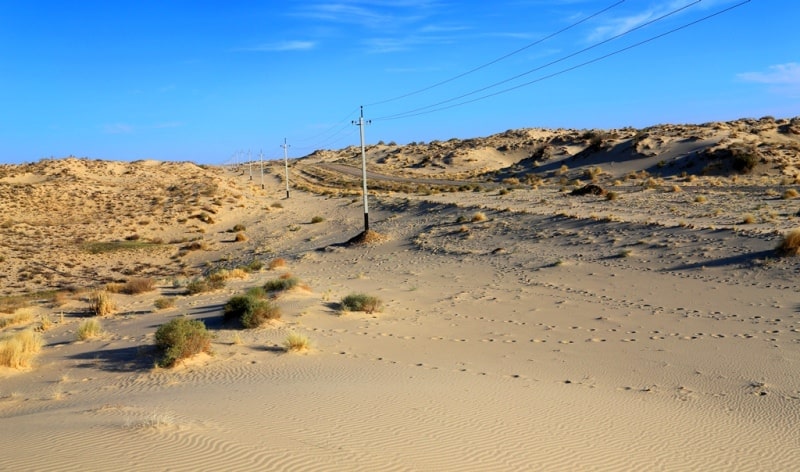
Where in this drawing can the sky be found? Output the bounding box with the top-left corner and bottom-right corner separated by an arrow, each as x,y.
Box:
1,0 -> 798,164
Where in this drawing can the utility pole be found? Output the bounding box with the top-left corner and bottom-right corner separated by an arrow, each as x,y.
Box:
248,149 -> 252,180
281,138 -> 291,199
259,150 -> 264,189
352,106 -> 371,232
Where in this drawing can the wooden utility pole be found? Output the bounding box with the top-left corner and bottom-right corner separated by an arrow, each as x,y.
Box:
352,106 -> 371,232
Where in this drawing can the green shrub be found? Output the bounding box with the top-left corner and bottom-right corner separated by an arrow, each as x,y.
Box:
341,293 -> 383,314
223,294 -> 281,328
264,275 -> 300,293
154,317 -> 212,367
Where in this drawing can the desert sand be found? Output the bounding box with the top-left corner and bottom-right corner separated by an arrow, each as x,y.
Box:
1,117 -> 800,471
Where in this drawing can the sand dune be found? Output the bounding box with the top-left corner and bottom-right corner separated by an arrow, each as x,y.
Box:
2,117 -> 800,470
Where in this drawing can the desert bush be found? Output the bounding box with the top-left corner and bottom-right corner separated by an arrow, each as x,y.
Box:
310,216 -> 325,224
341,293 -> 383,314
471,212 -> 487,223
731,146 -> 759,173
231,224 -> 246,232
241,260 -> 263,272
88,291 -> 116,316
776,229 -> 800,256
694,195 -> 707,203
154,298 -> 175,310
605,191 -> 619,201
742,214 -> 757,224
0,330 -> 43,368
268,258 -> 287,270
782,189 -> 799,200
77,318 -> 103,340
185,275 -> 226,295
264,274 -> 300,293
284,332 -> 310,352
154,317 -> 212,368
234,232 -> 248,242
223,294 -> 281,328
122,278 -> 156,295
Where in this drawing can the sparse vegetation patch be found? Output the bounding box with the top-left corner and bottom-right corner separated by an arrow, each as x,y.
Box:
341,293 -> 383,314
154,317 -> 212,368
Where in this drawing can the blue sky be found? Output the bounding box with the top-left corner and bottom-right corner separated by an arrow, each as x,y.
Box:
1,0 -> 797,164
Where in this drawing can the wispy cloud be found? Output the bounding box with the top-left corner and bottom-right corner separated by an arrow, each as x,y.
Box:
738,63 -> 800,84
738,63 -> 800,97
240,40 -> 317,52
586,0 -> 709,42
291,1 -> 438,29
103,123 -> 134,134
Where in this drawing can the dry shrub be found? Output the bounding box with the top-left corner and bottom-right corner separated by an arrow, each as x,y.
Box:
88,291 -> 116,316
310,216 -> 325,224
471,212 -> 487,223
742,214 -> 756,224
782,189 -> 799,200
77,318 -> 102,341
105,282 -> 125,293
777,229 -> 800,256
234,232 -> 248,242
154,298 -> 175,310
694,195 -> 707,203
268,258 -> 287,270
605,191 -> 619,201
185,275 -> 225,295
122,278 -> 156,295
0,330 -> 43,368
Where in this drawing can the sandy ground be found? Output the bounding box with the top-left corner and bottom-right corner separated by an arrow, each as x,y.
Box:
2,125 -> 800,470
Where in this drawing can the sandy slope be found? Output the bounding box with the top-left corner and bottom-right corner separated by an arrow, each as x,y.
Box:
2,119 -> 800,470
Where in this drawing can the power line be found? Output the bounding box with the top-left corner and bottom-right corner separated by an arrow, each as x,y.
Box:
376,0 -> 752,122
374,0 -> 702,121
365,0 -> 627,108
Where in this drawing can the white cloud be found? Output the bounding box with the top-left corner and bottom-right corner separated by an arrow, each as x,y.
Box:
243,41 -> 317,52
738,63 -> 800,85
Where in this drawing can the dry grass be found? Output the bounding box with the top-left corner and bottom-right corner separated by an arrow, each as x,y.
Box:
121,278 -> 156,295
284,332 -> 310,352
742,213 -> 757,224
0,308 -> 35,329
776,229 -> 800,256
77,318 -> 103,341
268,258 -> 287,270
471,211 -> 488,223
154,298 -> 175,310
88,291 -> 116,316
0,330 -> 43,369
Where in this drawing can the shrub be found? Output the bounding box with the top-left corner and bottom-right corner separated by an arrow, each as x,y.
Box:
122,278 -> 156,295
284,332 -> 310,352
471,212 -> 487,223
154,298 -> 175,310
341,293 -> 383,314
310,216 -> 325,224
731,146 -> 759,173
776,229 -> 800,256
268,258 -> 287,270
605,191 -> 619,201
0,330 -> 43,368
154,317 -> 212,367
264,275 -> 300,293
241,260 -> 263,272
185,275 -> 226,295
88,291 -> 116,316
234,232 -> 248,242
77,318 -> 103,340
231,224 -> 246,232
742,214 -> 756,224
782,189 -> 799,200
223,294 -> 281,328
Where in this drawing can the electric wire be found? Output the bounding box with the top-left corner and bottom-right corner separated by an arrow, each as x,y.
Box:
374,0 -> 702,121
365,0 -> 627,107
376,0 -> 751,122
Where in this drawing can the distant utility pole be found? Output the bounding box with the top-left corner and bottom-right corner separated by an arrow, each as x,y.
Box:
248,149 -> 252,180
281,138 -> 291,199
259,150 -> 264,189
352,106 -> 371,232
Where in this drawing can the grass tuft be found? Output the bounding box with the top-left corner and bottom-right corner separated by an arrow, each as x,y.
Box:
77,318 -> 103,341
154,298 -> 176,310
88,291 -> 116,316
121,278 -> 156,295
471,211 -> 487,223
341,293 -> 383,314
0,330 -> 43,368
284,332 -> 310,352
776,229 -> 800,256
